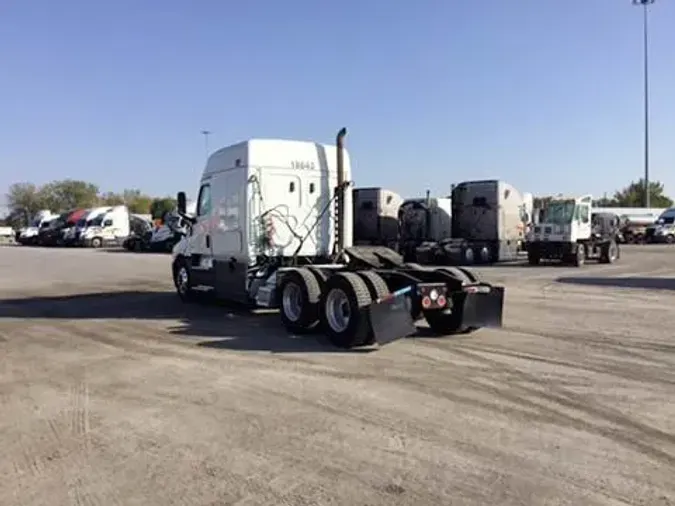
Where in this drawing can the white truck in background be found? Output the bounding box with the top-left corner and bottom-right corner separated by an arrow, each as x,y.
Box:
525,195 -> 620,266
63,206 -> 111,246
17,210 -> 58,245
80,205 -> 130,248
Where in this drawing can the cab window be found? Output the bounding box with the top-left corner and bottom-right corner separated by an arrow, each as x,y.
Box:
579,205 -> 590,224
197,184 -> 211,216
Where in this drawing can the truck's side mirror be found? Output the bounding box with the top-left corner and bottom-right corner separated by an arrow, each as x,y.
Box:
177,192 -> 187,214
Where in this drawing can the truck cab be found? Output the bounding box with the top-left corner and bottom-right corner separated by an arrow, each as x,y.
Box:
646,208 -> 675,243
81,205 -> 130,248
526,195 -> 619,266
18,210 -> 56,245
171,128 -> 506,350
66,206 -> 111,246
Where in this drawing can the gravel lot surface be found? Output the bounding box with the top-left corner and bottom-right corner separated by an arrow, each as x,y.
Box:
1,245 -> 674,506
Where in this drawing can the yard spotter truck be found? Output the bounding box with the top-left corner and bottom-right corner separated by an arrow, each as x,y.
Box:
171,128 -> 505,349
525,195 -> 620,266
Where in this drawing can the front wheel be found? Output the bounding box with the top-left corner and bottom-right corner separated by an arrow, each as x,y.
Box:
573,245 -> 585,267
173,259 -> 196,302
90,237 -> 103,249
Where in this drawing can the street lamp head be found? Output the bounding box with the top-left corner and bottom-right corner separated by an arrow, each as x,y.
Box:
632,0 -> 655,5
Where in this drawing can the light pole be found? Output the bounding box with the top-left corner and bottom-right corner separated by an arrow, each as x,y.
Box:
200,130 -> 211,159
633,0 -> 654,208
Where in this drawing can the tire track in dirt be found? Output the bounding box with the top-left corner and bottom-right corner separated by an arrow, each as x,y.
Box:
7,410 -> 68,480
461,341 -> 675,387
64,374 -> 124,506
503,324 -> 675,368
415,340 -> 675,466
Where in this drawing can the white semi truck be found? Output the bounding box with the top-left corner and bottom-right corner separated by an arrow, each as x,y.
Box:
171,128 -> 505,349
17,210 -> 58,245
80,205 -> 130,248
525,195 -> 620,266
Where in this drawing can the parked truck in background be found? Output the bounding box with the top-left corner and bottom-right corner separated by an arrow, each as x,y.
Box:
352,188 -> 403,249
401,180 -> 526,266
17,210 -> 57,245
645,207 -> 675,244
64,207 -> 111,246
80,205 -> 130,248
525,195 -> 620,266
398,193 -> 453,262
171,128 -> 505,349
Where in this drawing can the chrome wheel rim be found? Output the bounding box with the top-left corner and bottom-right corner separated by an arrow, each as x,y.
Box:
325,288 -> 350,333
282,282 -> 303,322
177,266 -> 189,294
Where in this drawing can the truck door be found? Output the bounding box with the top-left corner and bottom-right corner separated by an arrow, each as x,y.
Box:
578,203 -> 592,239
186,181 -> 215,287
211,170 -> 249,303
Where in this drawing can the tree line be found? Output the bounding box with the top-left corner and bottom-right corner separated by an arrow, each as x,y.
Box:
2,179 -> 177,228
2,177 -> 673,229
533,179 -> 673,210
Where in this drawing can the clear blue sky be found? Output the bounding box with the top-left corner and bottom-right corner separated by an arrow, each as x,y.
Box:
1,0 -> 674,204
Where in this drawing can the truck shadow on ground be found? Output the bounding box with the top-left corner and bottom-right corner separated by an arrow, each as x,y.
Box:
0,290 -> 373,354
556,276 -> 675,291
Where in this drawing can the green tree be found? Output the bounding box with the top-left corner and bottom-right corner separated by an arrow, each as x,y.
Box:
593,197 -> 618,207
39,179 -> 100,211
612,179 -> 673,208
150,197 -> 177,220
98,191 -> 125,206
125,190 -> 153,214
99,189 -> 153,214
6,182 -> 46,222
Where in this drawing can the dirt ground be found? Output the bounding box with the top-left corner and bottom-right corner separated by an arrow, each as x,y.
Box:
1,245 -> 674,506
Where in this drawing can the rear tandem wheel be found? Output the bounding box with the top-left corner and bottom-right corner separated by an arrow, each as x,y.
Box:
278,268 -> 323,334
423,267 -> 478,336
320,272 -> 373,349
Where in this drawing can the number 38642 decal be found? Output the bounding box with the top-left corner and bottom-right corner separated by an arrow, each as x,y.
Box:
291,160 -> 315,170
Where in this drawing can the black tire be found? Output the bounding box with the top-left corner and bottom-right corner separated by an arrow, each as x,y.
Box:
356,271 -> 389,300
90,237 -> 103,249
666,235 -> 675,244
573,244 -> 585,267
356,271 -> 390,345
424,306 -> 477,335
306,266 -> 328,290
435,266 -> 475,284
527,250 -> 540,265
431,267 -> 478,334
320,272 -> 372,349
278,268 -> 322,334
599,240 -> 619,264
173,258 -> 196,302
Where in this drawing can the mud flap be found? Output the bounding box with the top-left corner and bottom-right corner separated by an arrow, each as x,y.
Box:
461,285 -> 505,328
366,286 -> 416,345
